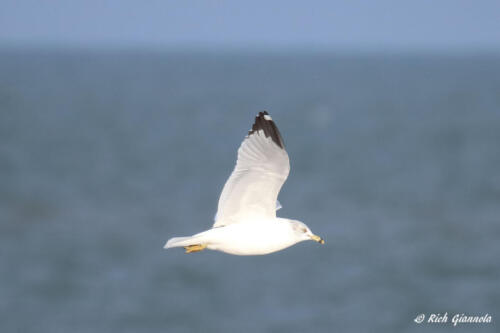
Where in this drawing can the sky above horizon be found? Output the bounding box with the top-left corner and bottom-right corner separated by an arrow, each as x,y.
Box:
1,0 -> 499,52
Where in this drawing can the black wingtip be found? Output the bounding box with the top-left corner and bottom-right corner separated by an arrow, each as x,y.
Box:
248,111 -> 285,149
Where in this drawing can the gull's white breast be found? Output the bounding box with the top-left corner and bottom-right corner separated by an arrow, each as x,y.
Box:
204,219 -> 297,255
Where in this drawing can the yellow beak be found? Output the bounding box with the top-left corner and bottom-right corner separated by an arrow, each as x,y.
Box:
310,234 -> 325,244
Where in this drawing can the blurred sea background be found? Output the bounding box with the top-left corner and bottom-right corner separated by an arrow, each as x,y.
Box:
2,1 -> 500,332
1,48 -> 499,333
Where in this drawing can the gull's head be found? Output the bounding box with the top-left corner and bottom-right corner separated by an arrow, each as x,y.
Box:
288,220 -> 325,244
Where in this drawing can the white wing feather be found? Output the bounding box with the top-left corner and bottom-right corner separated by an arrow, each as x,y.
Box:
213,113 -> 290,227
214,200 -> 281,222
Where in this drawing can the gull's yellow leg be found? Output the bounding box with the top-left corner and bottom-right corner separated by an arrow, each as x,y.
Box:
184,244 -> 207,253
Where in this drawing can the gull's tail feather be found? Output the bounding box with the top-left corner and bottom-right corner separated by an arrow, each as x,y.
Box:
164,236 -> 198,249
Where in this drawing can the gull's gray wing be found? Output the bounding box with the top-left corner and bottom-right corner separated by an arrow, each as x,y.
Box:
213,111 -> 290,227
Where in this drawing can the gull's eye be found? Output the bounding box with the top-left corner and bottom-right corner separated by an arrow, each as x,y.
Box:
301,228 -> 307,233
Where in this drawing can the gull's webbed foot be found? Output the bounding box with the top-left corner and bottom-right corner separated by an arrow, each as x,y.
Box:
184,244 -> 207,253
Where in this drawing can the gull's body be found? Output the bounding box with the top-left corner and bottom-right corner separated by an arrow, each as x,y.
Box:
164,111 -> 324,255
169,218 -> 309,255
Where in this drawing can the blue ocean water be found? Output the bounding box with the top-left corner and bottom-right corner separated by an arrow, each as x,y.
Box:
1,49 -> 499,332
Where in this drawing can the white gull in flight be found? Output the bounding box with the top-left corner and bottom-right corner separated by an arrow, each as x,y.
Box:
164,111 -> 324,255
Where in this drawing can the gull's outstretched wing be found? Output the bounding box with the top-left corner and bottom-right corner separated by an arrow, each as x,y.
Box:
213,111 -> 290,227
214,200 -> 282,222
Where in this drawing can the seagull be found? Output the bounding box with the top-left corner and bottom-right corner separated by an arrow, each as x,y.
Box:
164,111 -> 324,255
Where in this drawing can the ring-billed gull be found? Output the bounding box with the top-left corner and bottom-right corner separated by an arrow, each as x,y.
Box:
164,111 -> 324,255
